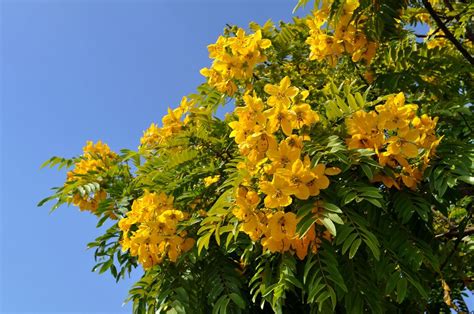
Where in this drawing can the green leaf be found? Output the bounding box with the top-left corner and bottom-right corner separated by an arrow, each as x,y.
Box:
396,277 -> 407,303
349,238 -> 362,259
322,218 -> 337,236
229,293 -> 245,309
342,233 -> 358,255
321,202 -> 343,213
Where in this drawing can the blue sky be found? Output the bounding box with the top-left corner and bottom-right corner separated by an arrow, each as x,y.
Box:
0,0 -> 307,312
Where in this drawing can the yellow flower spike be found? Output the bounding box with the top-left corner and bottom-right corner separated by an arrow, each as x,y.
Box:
259,174 -> 297,208
202,29 -> 271,95
140,123 -> 163,148
118,191 -> 194,269
264,76 -> 299,107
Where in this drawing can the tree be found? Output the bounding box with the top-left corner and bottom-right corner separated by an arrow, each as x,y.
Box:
40,0 -> 473,312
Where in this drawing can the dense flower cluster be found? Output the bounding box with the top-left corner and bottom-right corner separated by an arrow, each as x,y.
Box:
67,141 -> 117,212
118,191 -> 195,269
200,28 -> 271,95
306,0 -> 377,66
140,97 -> 195,148
229,76 -> 339,258
346,92 -> 441,189
233,187 -> 333,259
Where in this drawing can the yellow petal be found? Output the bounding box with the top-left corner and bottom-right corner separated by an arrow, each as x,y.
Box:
325,167 -> 341,176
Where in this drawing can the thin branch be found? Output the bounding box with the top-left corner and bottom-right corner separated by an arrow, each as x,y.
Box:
421,0 -> 474,65
435,226 -> 474,239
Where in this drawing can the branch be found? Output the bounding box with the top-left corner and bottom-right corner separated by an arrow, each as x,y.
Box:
435,226 -> 474,239
422,0 -> 474,65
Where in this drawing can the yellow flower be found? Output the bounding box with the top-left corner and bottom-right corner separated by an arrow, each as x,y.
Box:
268,211 -> 297,239
346,111 -> 384,150
303,157 -> 330,196
265,104 -> 296,136
266,141 -> 301,169
246,130 -> 278,154
276,159 -> 314,200
325,167 -> 342,176
262,211 -> 298,252
140,123 -> 162,147
229,119 -> 260,144
284,135 -> 306,151
204,175 -> 220,187
259,174 -> 298,208
264,76 -> 299,107
292,103 -> 319,129
400,165 -> 422,189
376,93 -> 417,130
235,92 -> 266,126
386,128 -> 420,158
240,214 -> 264,241
67,141 -> 117,213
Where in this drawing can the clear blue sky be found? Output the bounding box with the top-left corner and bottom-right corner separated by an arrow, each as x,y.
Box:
0,0 -> 308,312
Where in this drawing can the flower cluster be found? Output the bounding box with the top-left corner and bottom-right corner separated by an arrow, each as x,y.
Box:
233,187 -> 332,259
346,92 -> 441,189
306,0 -> 377,66
425,29 -> 449,50
229,76 -> 339,258
67,141 -> 118,212
140,97 -> 195,148
200,28 -> 271,95
118,191 -> 195,269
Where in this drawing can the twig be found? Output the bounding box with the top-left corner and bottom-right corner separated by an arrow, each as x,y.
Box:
422,0 -> 474,65
435,226 -> 474,239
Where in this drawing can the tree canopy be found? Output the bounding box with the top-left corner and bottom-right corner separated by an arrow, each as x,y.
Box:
40,0 -> 473,312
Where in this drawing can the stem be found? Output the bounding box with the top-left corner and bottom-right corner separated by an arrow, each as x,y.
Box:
421,0 -> 474,65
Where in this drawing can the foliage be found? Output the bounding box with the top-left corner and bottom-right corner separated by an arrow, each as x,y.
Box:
40,0 -> 473,312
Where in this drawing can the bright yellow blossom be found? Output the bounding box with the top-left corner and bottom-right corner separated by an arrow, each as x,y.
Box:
276,159 -> 314,200
264,76 -> 299,107
259,175 -> 298,208
204,175 -> 221,187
